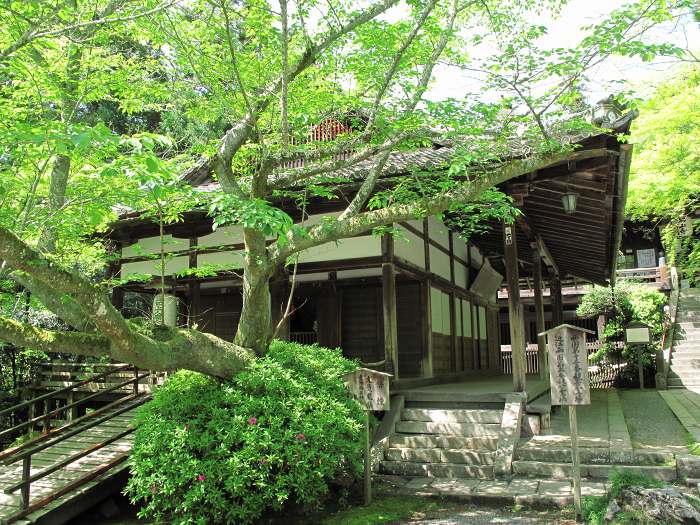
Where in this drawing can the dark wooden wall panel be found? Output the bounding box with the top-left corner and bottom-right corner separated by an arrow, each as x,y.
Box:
397,282 -> 423,377
432,333 -> 452,374
199,291 -> 243,342
340,285 -> 384,362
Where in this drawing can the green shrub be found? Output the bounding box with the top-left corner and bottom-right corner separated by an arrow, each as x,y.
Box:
125,341 -> 365,525
582,469 -> 665,525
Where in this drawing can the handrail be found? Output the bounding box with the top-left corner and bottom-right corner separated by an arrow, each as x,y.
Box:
2,393 -> 148,466
0,371 -> 149,441
2,452 -> 130,525
4,426 -> 135,494
0,364 -> 132,418
661,267 -> 681,388
0,391 -> 141,463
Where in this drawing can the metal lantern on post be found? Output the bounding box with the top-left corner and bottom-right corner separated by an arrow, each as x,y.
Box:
624,321 -> 652,389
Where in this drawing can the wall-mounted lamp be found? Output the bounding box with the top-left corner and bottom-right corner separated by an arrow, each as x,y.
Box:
561,191 -> 578,214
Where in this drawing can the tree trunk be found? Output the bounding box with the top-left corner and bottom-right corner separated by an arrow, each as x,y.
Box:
234,229 -> 273,354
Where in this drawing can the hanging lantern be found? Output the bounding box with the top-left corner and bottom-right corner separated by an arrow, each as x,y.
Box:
561,191 -> 578,214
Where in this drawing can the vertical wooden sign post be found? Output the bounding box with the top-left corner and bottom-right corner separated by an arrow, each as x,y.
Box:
539,324 -> 593,522
343,368 -> 392,506
624,321 -> 652,390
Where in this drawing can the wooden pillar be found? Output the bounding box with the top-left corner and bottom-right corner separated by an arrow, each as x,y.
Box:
107,241 -> 124,311
421,219 -> 433,378
551,273 -> 563,328
448,231 -> 458,372
188,237 -> 201,328
382,234 -> 399,378
503,222 -> 526,392
532,245 -> 548,382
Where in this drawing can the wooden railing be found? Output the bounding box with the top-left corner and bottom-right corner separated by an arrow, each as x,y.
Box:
501,341 -> 625,379
616,265 -> 670,288
0,365 -> 154,523
290,331 -> 317,345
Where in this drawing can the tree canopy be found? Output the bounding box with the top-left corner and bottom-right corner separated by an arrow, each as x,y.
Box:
627,64 -> 700,283
0,0 -> 697,379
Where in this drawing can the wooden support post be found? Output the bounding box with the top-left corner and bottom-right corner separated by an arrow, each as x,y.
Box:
503,222 -> 526,392
551,274 -> 563,328
364,411 -> 372,506
107,241 -> 124,311
532,246 -> 548,381
382,234 -> 399,377
421,279 -> 434,378
188,237 -> 200,328
569,405 -> 582,521
21,455 -> 31,509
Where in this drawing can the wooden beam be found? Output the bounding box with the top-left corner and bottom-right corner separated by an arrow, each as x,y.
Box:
502,221 -> 526,392
382,234 -> 399,378
550,273 -> 563,328
516,215 -> 559,276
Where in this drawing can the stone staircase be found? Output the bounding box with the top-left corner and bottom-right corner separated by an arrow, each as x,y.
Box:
378,405 -> 502,479
668,289 -> 700,390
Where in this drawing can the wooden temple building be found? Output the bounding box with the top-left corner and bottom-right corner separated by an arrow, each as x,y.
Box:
105,109 -> 634,393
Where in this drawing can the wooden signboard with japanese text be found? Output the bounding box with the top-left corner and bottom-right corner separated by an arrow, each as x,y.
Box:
343,368 -> 392,411
542,324 -> 593,406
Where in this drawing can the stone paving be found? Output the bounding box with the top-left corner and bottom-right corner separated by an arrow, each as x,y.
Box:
376,474 -> 607,507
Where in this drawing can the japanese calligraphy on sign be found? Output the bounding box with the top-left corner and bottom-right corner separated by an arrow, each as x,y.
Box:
342,368 -> 392,411
539,324 -> 593,406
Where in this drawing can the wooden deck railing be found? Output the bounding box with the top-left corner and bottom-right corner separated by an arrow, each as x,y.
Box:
0,365 -> 155,523
290,331 -> 317,345
500,341 -> 625,385
616,265 -> 670,288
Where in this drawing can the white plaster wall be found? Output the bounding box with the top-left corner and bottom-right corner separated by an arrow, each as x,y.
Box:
297,235 -> 381,263
198,250 -> 245,268
337,268 -> 382,280
428,217 -> 450,249
455,261 -> 468,289
461,298 -> 472,337
395,226 -> 425,268
430,245 -> 451,282
431,287 -> 452,335
122,235 -> 187,257
121,255 -> 189,279
198,225 -> 244,247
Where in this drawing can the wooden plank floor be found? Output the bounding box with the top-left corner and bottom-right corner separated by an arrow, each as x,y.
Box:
0,400 -> 141,525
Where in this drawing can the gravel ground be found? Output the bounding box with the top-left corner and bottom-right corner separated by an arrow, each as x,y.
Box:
397,503 -> 576,525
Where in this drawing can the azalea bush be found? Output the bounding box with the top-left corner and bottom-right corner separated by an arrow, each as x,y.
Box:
125,341 -> 364,524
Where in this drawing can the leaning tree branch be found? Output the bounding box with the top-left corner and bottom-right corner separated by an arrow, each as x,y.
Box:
270,149 -> 574,263
0,316 -> 109,358
0,226 -> 134,352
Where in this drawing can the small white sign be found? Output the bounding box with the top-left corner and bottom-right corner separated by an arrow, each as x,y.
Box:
626,326 -> 651,344
343,368 -> 392,411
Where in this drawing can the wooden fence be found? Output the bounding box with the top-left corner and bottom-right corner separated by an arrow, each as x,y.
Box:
500,341 -> 626,388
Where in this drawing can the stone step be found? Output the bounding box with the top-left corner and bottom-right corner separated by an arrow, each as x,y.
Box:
385,447 -> 495,465
401,408 -> 502,424
514,446 -> 673,465
379,460 -> 494,479
395,421 -> 502,437
512,461 -> 676,481
669,364 -> 700,373
389,433 -> 499,451
668,377 -> 700,387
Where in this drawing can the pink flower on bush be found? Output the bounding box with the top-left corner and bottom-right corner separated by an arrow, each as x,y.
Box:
295,433 -> 305,440
248,417 -> 257,426
197,474 -> 206,482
